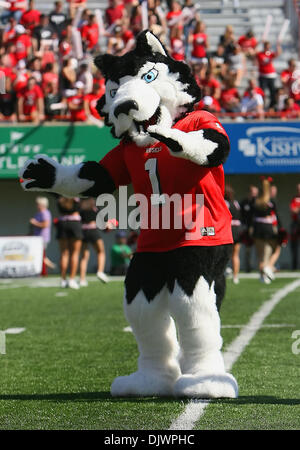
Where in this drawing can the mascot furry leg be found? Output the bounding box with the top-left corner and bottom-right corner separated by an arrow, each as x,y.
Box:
19,30 -> 238,399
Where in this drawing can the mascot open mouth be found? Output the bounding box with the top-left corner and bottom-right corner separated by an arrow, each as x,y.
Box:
133,106 -> 161,133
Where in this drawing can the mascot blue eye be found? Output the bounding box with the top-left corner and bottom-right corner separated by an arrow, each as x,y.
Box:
110,89 -> 117,98
143,69 -> 158,83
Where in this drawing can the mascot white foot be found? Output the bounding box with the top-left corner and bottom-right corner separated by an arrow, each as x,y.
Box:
19,30 -> 238,399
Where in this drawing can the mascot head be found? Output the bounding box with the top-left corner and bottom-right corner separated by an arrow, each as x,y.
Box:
95,30 -> 201,147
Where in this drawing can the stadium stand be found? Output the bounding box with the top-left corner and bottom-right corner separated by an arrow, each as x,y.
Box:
0,0 -> 299,123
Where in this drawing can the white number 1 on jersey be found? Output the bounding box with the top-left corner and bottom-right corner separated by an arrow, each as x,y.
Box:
145,158 -> 166,206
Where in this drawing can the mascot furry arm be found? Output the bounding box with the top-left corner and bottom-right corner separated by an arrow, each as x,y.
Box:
19,30 -> 238,400
19,31 -> 229,198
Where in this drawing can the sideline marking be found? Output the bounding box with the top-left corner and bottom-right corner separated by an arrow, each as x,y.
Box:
4,328 -> 26,334
169,279 -> 300,430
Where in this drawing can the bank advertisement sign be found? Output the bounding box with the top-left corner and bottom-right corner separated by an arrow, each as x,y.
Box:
223,122 -> 300,174
0,236 -> 43,277
0,124 -> 118,178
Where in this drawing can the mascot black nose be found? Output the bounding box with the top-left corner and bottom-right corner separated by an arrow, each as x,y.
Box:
114,100 -> 139,118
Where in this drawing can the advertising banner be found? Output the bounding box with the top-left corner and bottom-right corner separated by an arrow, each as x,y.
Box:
0,236 -> 43,277
0,123 -> 118,179
223,121 -> 300,174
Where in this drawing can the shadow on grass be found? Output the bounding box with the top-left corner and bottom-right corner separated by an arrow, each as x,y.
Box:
0,393 -> 299,406
0,392 -> 177,403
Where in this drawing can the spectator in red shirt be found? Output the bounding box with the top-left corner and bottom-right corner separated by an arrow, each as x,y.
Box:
170,26 -> 185,61
220,79 -> 241,113
13,24 -> 31,61
198,69 -> 221,99
81,14 -> 99,51
3,17 -> 17,44
238,30 -> 257,58
107,23 -> 135,56
105,0 -> 125,27
195,86 -> 221,113
67,81 -> 86,122
42,62 -> 59,90
20,0 -> 41,34
166,0 -> 183,32
189,20 -> 209,64
13,59 -> 29,93
243,78 -> 265,99
281,59 -> 297,89
17,76 -> 45,123
280,97 -> 300,119
256,41 -> 281,108
84,82 -> 103,123
0,54 -> 17,83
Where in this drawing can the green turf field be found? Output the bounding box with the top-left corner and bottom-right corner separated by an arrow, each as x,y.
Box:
0,276 -> 299,430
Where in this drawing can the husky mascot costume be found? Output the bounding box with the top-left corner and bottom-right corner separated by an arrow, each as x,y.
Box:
20,31 -> 238,399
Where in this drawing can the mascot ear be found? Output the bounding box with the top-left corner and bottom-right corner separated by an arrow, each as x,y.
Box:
94,54 -> 118,77
135,30 -> 168,57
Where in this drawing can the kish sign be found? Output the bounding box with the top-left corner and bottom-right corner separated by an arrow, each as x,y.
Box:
223,122 -> 300,174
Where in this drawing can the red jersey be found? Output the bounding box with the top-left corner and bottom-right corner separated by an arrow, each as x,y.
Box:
290,196 -> 300,222
122,29 -> 134,45
243,86 -> 265,98
3,27 -> 16,43
192,33 -> 207,58
42,71 -> 58,90
13,34 -> 31,61
20,9 -> 41,32
100,110 -> 233,252
171,38 -> 185,61
106,4 -> 124,25
81,23 -> 99,49
221,88 -> 239,107
199,77 -> 221,95
18,84 -> 43,115
67,94 -> 86,121
238,35 -> 257,50
84,93 -> 101,119
256,51 -> 276,75
14,71 -> 29,92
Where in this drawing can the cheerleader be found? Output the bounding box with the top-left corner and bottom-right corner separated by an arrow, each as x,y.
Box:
79,198 -> 109,286
253,177 -> 281,283
225,185 -> 243,284
56,196 -> 83,289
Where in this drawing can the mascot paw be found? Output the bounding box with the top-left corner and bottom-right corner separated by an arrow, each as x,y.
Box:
173,373 -> 238,399
19,154 -> 57,191
111,371 -> 176,397
148,125 -> 183,153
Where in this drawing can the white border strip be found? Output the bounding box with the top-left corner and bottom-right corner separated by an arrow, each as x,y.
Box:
169,279 -> 300,430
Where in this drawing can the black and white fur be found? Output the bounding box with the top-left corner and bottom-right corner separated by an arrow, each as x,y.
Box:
19,31 -> 238,399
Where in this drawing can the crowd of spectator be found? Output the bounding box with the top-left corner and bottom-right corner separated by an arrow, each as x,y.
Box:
0,0 -> 300,123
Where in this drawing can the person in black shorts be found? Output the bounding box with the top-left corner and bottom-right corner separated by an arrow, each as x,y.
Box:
225,184 -> 243,284
56,196 -> 83,289
252,177 -> 280,284
79,198 -> 109,286
240,185 -> 258,272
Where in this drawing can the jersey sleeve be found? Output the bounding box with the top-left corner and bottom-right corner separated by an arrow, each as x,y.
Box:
178,110 -> 229,139
99,142 -> 131,188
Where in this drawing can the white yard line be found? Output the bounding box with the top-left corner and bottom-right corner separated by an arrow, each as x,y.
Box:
169,278 -> 300,430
